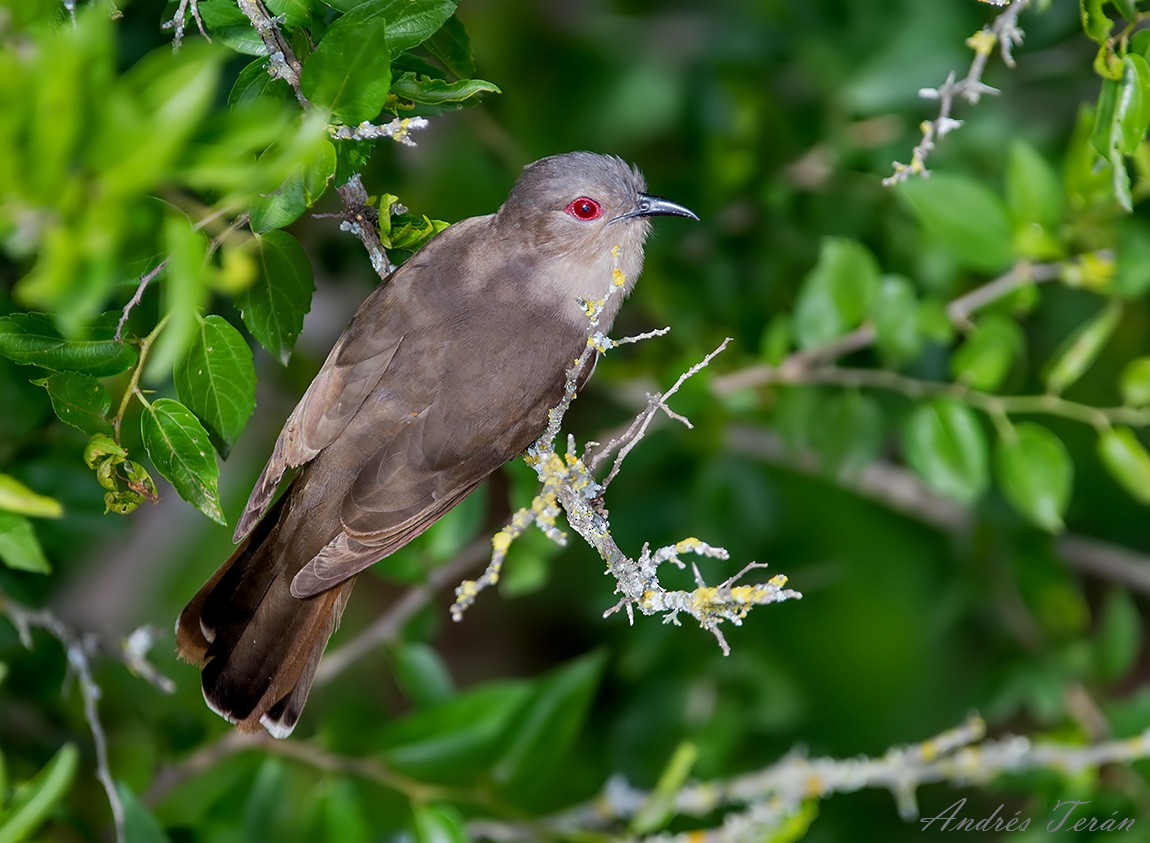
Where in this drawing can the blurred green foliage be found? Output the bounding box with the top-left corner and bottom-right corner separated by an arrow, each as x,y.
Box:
3,0 -> 1150,839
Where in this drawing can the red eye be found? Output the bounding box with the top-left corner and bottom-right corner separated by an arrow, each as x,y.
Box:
565,196 -> 603,221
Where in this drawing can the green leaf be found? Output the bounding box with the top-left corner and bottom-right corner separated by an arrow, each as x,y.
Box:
995,423 -> 1073,532
0,743 -> 77,843
0,475 -> 62,518
229,57 -> 292,110
812,392 -> 883,478
902,399 -> 988,505
871,275 -> 922,364
411,803 -> 467,843
36,372 -> 112,436
370,0 -> 458,59
391,642 -> 455,709
380,683 -> 533,782
301,3 -> 392,124
1006,139 -> 1064,259
425,14 -> 476,78
1095,589 -> 1141,683
195,0 -> 267,55
174,316 -> 256,459
388,73 -> 501,106
1114,218 -> 1150,297
1097,426 -> 1150,504
759,314 -> 792,366
1080,0 -> 1112,45
898,173 -> 1014,272
0,313 -> 136,376
1120,357 -> 1150,407
249,142 -> 337,233
1042,300 -> 1122,394
630,742 -> 698,836
491,652 -> 605,789
116,782 -> 171,843
140,398 -> 225,524
950,313 -> 1024,391
237,231 -> 315,365
0,513 -> 51,574
793,237 -> 880,349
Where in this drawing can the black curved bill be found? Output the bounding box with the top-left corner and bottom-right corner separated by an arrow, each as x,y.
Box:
610,192 -> 699,223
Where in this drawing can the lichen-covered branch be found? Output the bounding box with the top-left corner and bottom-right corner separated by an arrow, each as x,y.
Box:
452,249 -> 802,650
884,0 -> 1030,185
470,715 -> 1150,841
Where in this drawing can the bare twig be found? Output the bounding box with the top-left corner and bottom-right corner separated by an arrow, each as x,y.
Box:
885,0 -> 1031,185
161,0 -> 208,50
114,260 -> 167,342
452,252 -> 802,645
0,593 -> 176,843
234,0 -> 309,108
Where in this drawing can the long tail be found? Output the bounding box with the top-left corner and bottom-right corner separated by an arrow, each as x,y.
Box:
176,489 -> 355,738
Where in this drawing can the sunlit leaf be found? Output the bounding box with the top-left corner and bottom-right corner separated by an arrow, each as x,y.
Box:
1097,426 -> 1150,504
995,423 -> 1072,532
950,314 -> 1024,392
793,238 -> 880,349
0,744 -> 77,840
0,512 -> 51,573
0,474 -> 63,518
902,399 -> 988,504
389,73 -> 501,106
141,398 -> 225,524
1120,357 -> 1150,407
301,3 -> 391,124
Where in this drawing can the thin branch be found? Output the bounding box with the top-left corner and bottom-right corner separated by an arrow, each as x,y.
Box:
475,714 -> 1150,841
453,254 -> 801,645
114,260 -> 167,342
727,424 -> 1150,596
234,0 -> 309,108
332,175 -> 392,282
713,256 -> 1079,395
0,593 -> 176,843
885,0 -> 1030,184
161,0 -> 208,50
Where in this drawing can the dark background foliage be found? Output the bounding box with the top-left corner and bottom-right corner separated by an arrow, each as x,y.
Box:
3,0 -> 1150,839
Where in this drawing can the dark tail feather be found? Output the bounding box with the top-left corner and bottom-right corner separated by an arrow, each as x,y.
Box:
176,491 -> 355,738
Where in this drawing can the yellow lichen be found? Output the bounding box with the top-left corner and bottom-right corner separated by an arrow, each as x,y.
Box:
965,29 -> 997,56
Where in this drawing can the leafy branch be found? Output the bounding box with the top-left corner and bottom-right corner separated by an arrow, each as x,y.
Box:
452,251 -> 802,654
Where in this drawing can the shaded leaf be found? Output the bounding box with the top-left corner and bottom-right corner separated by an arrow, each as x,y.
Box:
237,231 -> 315,365
902,399 -> 988,505
0,313 -> 136,376
371,0 -> 458,59
871,275 -> 922,364
174,316 -> 257,458
194,0 -> 266,55
813,392 -> 883,478
1006,139 -> 1064,259
491,652 -> 605,788
141,398 -> 225,524
950,314 -> 1024,392
228,57 -> 292,109
0,512 -> 51,574
116,782 -> 172,843
391,642 -> 455,709
995,423 -> 1073,532
36,372 -> 112,436
793,237 -> 880,349
898,173 -> 1014,272
425,13 -> 476,78
1043,301 -> 1122,394
1095,589 -> 1140,683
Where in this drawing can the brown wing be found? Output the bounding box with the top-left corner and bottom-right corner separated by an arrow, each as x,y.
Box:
288,303 -> 586,597
233,219 -> 488,543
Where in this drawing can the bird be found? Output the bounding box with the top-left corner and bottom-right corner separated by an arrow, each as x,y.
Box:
176,151 -> 698,738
